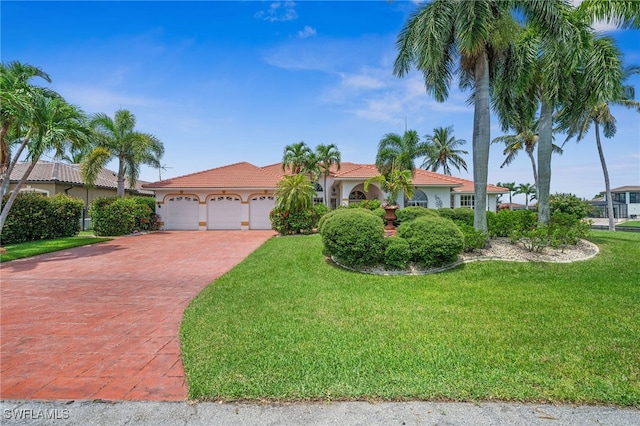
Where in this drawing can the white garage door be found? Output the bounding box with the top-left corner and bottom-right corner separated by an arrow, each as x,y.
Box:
164,196 -> 199,230
207,196 -> 241,230
249,195 -> 275,230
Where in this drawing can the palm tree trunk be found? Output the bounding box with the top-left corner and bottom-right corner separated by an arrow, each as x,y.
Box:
472,52 -> 490,233
527,150 -> 539,192
0,131 -> 33,197
322,173 -> 329,207
595,123 -> 616,231
537,99 -> 553,226
117,156 -> 126,197
0,156 -> 40,234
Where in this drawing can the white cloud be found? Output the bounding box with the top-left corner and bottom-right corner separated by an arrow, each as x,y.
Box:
298,25 -> 317,39
255,1 -> 298,22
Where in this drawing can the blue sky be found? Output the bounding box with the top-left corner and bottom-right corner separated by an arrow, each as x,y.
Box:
2,1 -> 639,202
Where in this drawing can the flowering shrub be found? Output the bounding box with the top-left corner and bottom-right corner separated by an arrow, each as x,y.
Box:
269,204 -> 328,235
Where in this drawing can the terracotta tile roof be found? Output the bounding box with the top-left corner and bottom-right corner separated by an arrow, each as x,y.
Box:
9,161 -> 151,192
143,162 -> 283,189
448,176 -> 509,194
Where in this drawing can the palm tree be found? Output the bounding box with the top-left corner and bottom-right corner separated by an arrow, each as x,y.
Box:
274,173 -> 315,212
1,61 -> 53,196
421,126 -> 468,176
0,93 -> 90,233
558,47 -> 639,232
282,141 -> 313,175
496,181 -> 517,208
364,168 -> 414,207
493,2 -> 639,226
375,129 -> 429,176
82,109 -> 164,197
394,0 -> 573,233
315,143 -> 341,206
515,183 -> 536,210
491,116 -> 563,191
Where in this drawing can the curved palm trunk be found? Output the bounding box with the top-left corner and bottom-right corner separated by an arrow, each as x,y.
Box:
595,123 -> 616,231
1,130 -> 34,197
472,52 -> 491,233
526,149 -> 539,191
537,99 -> 553,226
0,157 -> 40,234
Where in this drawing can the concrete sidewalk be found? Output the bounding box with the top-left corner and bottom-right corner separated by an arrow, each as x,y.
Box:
1,400 -> 639,425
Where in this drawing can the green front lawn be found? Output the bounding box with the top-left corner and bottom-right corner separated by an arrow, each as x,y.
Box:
0,235 -> 112,262
181,231 -> 640,405
621,220 -> 640,227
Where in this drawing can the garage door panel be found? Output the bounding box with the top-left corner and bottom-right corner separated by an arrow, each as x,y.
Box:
249,196 -> 275,230
208,196 -> 241,230
165,196 -> 199,230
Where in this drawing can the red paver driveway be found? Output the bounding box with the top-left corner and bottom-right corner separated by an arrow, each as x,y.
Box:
0,230 -> 274,401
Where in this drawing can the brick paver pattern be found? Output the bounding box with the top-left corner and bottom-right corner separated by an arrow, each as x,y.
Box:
0,231 -> 274,401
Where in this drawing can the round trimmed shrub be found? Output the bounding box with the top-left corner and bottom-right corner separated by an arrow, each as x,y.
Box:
397,215 -> 464,267
395,206 -> 438,226
317,207 -> 351,234
437,207 -> 474,226
319,208 -> 384,267
383,236 -> 411,270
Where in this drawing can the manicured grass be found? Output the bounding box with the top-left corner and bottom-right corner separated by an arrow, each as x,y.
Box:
181,231 -> 640,405
0,235 -> 112,262
621,220 -> 640,227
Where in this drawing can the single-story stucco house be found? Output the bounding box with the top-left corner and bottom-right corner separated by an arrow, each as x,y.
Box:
7,161 -> 153,229
142,162 -> 508,231
7,161 -> 153,203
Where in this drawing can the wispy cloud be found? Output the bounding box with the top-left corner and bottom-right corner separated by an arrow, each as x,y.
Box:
255,1 -> 298,22
298,25 -> 316,39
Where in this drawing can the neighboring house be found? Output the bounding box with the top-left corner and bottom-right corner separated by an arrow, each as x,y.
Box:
7,161 -> 153,228
591,186 -> 640,219
143,161 -> 508,231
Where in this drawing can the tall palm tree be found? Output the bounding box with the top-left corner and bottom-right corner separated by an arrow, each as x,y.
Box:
558,47 -> 639,232
315,143 -> 341,206
0,94 -> 90,232
496,181 -> 517,207
494,2 -> 639,226
491,115 -> 563,191
515,183 -> 536,210
394,0 -> 573,233
0,61 -> 53,196
375,129 -> 428,176
82,109 -> 164,197
421,125 -> 468,176
282,141 -> 313,175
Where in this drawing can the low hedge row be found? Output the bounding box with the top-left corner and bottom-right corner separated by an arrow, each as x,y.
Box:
89,196 -> 159,236
1,193 -> 84,245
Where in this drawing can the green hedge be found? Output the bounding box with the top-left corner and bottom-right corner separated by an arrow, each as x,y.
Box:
1,193 -> 83,245
89,196 -> 157,236
319,208 -> 384,267
383,236 -> 411,270
394,206 -> 438,226
397,215 -> 464,267
269,204 -> 328,235
437,208 -> 475,226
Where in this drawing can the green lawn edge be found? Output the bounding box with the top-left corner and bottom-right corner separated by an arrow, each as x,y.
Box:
180,231 -> 640,405
1,235 -> 112,262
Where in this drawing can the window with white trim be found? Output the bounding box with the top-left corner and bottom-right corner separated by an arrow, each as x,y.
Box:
460,195 -> 475,208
